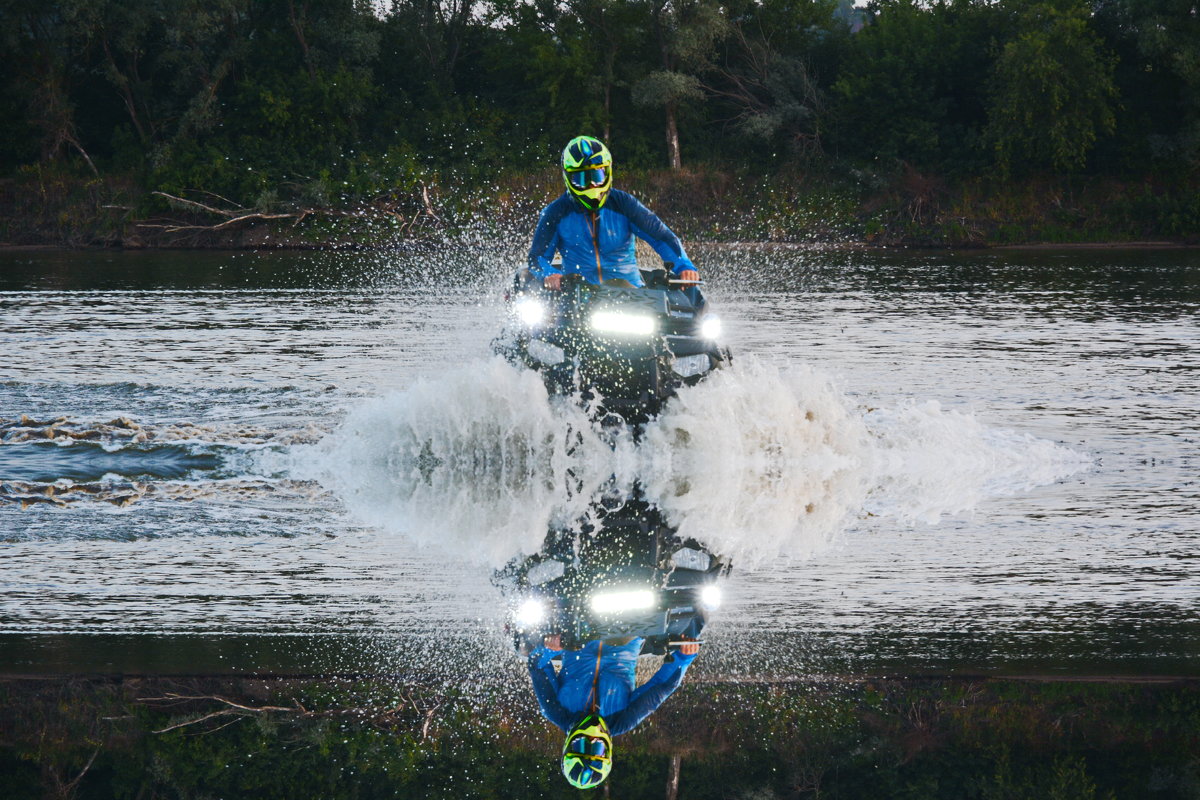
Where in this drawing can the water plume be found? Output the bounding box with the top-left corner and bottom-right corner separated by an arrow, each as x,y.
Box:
633,358 -> 869,564
298,355 -> 1089,568
862,400 -> 1091,524
290,358 -> 610,565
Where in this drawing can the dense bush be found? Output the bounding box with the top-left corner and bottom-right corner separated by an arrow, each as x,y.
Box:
0,0 -> 1197,249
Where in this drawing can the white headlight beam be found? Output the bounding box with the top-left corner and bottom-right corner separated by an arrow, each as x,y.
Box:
700,585 -> 722,609
515,297 -> 546,327
589,589 -> 657,614
515,598 -> 548,628
590,311 -> 656,337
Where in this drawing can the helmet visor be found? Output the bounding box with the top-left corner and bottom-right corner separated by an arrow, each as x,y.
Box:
567,167 -> 608,190
569,735 -> 609,759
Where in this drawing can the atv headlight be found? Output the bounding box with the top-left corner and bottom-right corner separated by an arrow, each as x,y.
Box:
700,315 -> 722,340
515,297 -> 546,327
590,311 -> 656,337
515,598 -> 548,628
700,585 -> 722,609
590,588 -> 656,614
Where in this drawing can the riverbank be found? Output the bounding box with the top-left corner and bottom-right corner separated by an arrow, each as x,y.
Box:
3,167 -> 1198,251
2,674 -> 1197,798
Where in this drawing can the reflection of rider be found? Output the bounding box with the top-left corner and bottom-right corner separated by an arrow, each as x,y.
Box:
528,136 -> 700,291
527,635 -> 700,789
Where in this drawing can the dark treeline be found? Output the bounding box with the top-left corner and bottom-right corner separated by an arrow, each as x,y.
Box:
3,675 -> 1200,798
1,0 -> 1198,243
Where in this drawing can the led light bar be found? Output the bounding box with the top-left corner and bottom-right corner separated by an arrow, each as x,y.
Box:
589,589 -> 657,614
590,311 -> 656,337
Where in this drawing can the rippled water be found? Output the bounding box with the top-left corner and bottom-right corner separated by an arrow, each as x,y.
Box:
2,247 -> 1197,677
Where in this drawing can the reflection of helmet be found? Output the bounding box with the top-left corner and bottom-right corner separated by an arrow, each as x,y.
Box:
562,136 -> 613,211
561,713 -> 613,789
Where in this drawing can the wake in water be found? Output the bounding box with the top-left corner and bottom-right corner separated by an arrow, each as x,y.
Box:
295,356 -> 1090,567
2,358 -> 1089,556
286,359 -> 611,564
0,478 -> 314,511
0,415 -> 321,507
0,415 -> 324,447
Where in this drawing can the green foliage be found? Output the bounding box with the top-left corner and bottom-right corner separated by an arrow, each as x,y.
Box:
987,0 -> 1117,174
832,0 -> 1011,172
2,677 -> 1200,799
0,0 -> 1198,241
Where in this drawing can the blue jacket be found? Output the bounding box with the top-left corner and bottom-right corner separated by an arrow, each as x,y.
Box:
527,191 -> 696,288
527,638 -> 698,736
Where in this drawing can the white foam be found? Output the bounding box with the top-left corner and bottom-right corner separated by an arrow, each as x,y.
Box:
862,400 -> 1092,524
632,358 -> 868,564
288,358 -> 611,565
294,356 -> 1090,567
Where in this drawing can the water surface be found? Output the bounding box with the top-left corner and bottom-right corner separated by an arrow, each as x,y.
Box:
2,246 -> 1197,677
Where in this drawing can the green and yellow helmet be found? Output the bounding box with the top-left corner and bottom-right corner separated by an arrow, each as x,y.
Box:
561,713 -> 613,789
562,136 -> 613,211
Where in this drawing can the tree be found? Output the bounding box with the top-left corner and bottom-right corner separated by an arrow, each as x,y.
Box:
0,1 -> 99,173
704,0 -> 842,160
831,0 -> 1009,172
1097,0 -> 1200,166
986,0 -> 1117,173
570,0 -> 646,143
631,0 -> 727,169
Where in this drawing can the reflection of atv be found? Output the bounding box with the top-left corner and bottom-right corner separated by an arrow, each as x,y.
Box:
492,497 -> 732,656
493,270 -> 731,424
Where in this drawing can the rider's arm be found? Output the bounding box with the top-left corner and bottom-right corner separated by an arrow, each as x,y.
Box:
528,196 -> 573,279
605,650 -> 698,736
526,648 -> 573,732
609,191 -> 696,275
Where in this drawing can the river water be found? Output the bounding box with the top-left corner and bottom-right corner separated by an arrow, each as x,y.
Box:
1,246 -> 1197,678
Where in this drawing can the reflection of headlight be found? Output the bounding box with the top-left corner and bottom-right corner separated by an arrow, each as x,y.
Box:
515,598 -> 548,628
700,315 -> 722,339
590,311 -> 656,337
700,585 -> 722,609
515,297 -> 546,327
590,589 -> 656,614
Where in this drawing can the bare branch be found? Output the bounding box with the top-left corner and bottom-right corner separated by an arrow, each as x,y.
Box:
140,693 -> 292,712
64,747 -> 101,792
151,191 -> 238,217
152,708 -> 237,734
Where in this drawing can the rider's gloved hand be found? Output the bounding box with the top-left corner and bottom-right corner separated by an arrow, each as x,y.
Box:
543,274 -> 563,290
677,638 -> 701,656
677,269 -> 700,284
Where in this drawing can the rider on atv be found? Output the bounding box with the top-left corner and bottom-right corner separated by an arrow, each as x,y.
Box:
528,634 -> 701,790
528,136 -> 701,290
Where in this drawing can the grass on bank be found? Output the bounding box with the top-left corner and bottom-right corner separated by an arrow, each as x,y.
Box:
1,675 -> 1198,799
2,160 -> 1199,250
